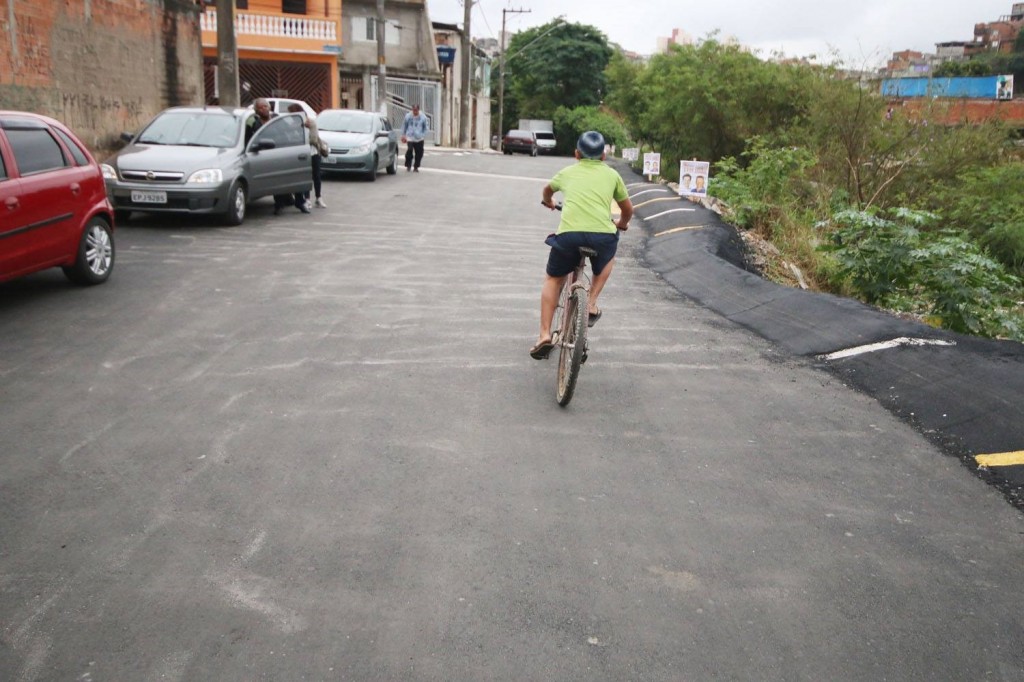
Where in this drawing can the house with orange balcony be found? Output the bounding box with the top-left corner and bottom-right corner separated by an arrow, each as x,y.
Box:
200,0 -> 342,112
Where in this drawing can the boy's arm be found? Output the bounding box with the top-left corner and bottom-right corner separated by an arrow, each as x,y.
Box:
615,197 -> 633,231
541,184 -> 557,209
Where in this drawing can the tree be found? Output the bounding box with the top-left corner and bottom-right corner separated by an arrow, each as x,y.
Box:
503,21 -> 613,121
552,105 -> 630,155
604,37 -> 816,179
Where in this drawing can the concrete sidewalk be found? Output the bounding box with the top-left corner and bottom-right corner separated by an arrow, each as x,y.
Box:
608,159 -> 1024,510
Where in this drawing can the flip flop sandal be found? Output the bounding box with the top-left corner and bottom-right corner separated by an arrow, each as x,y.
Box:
588,309 -> 603,328
529,339 -> 555,360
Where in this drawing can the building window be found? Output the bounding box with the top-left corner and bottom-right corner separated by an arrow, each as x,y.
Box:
236,0 -> 248,8
353,16 -> 399,45
282,0 -> 306,15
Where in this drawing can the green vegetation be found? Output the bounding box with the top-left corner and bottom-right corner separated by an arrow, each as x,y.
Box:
497,20 -> 613,143
819,210 -> 1022,338
552,106 -> 631,156
603,39 -> 1024,341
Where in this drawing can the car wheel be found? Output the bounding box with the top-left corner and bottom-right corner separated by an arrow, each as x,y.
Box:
224,181 -> 247,226
114,209 -> 131,224
386,154 -> 397,175
62,217 -> 114,286
366,155 -> 378,182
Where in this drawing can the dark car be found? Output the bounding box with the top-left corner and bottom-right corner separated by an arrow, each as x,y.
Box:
0,111 -> 115,285
102,107 -> 312,226
502,129 -> 538,156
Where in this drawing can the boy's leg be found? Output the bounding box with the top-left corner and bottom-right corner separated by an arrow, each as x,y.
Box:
538,274 -> 567,344
405,144 -> 414,170
588,258 -> 615,314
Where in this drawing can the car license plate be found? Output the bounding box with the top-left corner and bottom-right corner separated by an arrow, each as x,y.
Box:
131,190 -> 167,204
324,156 -> 337,164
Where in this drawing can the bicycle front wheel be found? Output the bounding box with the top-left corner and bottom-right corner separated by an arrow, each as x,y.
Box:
556,287 -> 588,406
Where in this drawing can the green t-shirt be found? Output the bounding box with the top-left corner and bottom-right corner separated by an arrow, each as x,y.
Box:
549,159 -> 628,234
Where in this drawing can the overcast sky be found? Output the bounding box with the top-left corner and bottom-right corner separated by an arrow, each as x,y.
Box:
427,0 -> 1017,66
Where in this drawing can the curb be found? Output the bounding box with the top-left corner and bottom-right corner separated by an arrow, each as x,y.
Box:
608,159 -> 1024,512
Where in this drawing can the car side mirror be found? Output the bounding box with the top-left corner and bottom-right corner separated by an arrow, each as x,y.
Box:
375,131 -> 389,138
120,132 -> 134,143
252,139 -> 277,152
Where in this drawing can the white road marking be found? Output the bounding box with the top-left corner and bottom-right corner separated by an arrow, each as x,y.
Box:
654,225 -> 708,237
629,188 -> 672,199
645,208 -> 699,221
818,337 -> 956,361
416,167 -> 547,182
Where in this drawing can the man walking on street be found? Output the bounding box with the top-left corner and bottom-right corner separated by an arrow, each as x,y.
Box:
401,104 -> 429,172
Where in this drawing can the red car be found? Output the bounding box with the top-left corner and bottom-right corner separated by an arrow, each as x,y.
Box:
502,129 -> 538,156
0,111 -> 115,285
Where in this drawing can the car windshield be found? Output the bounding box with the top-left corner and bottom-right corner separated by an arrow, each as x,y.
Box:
137,112 -> 239,147
317,111 -> 373,134
535,132 -> 555,140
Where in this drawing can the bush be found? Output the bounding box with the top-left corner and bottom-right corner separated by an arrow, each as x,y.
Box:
711,138 -> 819,231
980,222 -> 1024,274
819,209 -> 1024,339
927,163 -> 1024,274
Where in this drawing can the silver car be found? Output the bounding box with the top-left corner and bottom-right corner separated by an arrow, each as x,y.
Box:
317,109 -> 398,181
102,107 -> 313,226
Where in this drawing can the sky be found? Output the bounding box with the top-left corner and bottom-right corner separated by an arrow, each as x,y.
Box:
427,0 -> 1018,67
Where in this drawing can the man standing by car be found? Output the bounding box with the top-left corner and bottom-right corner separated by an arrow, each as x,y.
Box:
401,104 -> 429,172
245,98 -> 272,145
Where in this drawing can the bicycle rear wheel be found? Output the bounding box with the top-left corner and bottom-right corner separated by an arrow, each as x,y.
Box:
556,287 -> 588,406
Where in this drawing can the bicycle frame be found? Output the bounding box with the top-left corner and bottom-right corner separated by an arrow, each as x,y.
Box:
551,247 -> 594,406
552,252 -> 591,345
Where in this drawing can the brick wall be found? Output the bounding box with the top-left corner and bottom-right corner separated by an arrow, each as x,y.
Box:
896,98 -> 1024,126
1,0 -> 204,155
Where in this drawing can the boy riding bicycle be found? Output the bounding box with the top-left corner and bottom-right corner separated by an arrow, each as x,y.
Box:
531,131 -> 634,359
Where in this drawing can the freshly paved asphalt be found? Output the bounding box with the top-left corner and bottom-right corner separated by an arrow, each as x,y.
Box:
614,158 -> 1024,509
1,150 -> 1022,680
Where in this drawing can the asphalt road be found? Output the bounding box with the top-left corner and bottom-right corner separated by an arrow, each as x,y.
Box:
1,151 -> 1022,680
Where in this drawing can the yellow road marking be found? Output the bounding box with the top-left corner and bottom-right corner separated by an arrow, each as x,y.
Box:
655,225 -> 708,237
634,196 -> 682,209
975,451 -> 1024,467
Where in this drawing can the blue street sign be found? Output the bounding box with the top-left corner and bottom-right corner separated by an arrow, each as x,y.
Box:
437,46 -> 456,64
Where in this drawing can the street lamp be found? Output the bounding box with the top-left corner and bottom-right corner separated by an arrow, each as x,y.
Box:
498,15 -> 566,139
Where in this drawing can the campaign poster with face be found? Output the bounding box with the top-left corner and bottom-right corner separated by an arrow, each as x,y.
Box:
642,152 -> 661,176
679,160 -> 710,196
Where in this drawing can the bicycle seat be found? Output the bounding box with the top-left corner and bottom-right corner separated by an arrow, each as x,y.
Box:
578,247 -> 598,257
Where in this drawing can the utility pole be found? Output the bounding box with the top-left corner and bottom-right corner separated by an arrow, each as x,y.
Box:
498,7 -> 530,142
376,0 -> 388,115
216,0 -> 240,106
458,0 -> 474,147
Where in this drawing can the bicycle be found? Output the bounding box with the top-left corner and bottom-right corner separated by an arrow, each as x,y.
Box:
543,203 -> 593,407
551,243 -> 593,406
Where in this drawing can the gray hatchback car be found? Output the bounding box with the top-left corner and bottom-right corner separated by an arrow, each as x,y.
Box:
102,107 -> 312,225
